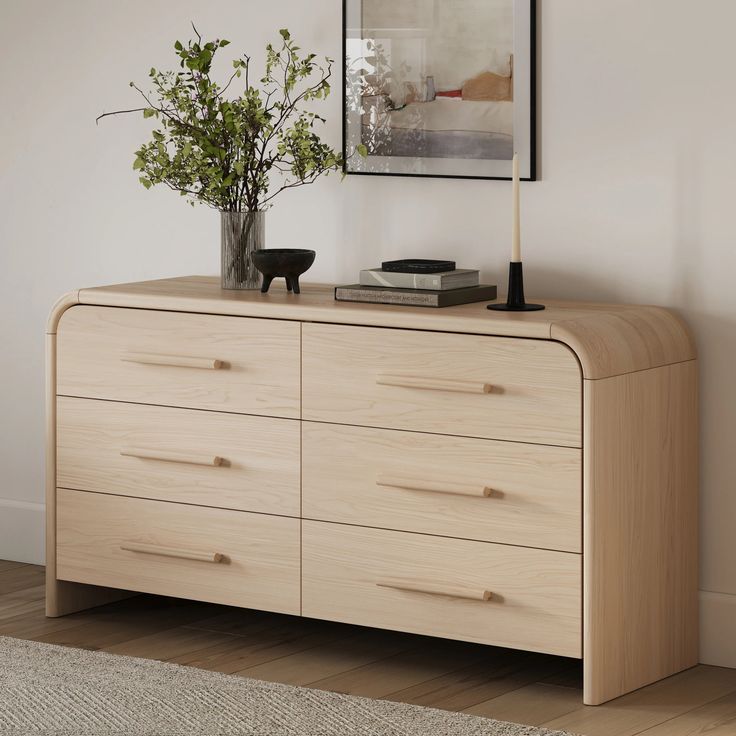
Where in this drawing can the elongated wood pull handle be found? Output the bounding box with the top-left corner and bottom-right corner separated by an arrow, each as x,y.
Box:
376,475 -> 493,498
377,581 -> 493,602
376,374 -> 492,394
120,542 -> 225,563
121,351 -> 224,370
120,447 -> 224,467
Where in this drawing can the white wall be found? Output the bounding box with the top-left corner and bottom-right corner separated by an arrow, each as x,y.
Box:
1,0 -> 734,664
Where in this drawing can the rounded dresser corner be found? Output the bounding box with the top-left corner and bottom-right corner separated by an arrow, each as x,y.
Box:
47,290 -> 81,335
550,305 -> 696,380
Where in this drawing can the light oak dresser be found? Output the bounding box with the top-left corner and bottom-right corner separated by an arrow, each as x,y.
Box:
46,276 -> 698,705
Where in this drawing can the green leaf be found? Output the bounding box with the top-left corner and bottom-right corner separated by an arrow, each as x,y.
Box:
110,29 -> 344,211
356,144 -> 368,157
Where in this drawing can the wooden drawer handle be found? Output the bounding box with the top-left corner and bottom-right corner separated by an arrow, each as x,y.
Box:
120,542 -> 225,563
376,475 -> 493,498
121,351 -> 224,370
377,581 -> 493,602
120,447 -> 224,467
376,374 -> 493,394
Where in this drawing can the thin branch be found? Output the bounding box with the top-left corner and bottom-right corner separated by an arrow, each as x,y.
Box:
162,179 -> 217,208
191,22 -> 202,45
96,108 -> 147,125
219,67 -> 241,97
260,163 -> 329,207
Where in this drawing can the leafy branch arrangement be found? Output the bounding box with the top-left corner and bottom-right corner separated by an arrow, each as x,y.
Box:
98,27 -> 357,212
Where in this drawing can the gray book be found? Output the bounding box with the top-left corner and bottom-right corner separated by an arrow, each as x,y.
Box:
359,268 -> 480,291
334,284 -> 497,308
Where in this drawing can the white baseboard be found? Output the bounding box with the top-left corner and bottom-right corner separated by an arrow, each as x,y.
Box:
700,590 -> 736,668
0,498 -> 44,564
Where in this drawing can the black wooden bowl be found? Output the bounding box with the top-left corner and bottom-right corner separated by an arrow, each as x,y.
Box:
251,249 -> 316,294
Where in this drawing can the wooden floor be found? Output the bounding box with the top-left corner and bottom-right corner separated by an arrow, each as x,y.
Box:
2,561 -> 735,735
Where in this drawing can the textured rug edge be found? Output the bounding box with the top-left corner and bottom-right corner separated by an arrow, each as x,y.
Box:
0,635 -> 579,736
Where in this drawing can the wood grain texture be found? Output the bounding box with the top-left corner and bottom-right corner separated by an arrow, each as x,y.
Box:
57,397 -> 300,516
302,323 -> 582,447
56,490 -> 300,615
634,691 -> 736,735
307,638 -> 503,699
75,276 -> 695,378
234,627 -> 415,686
546,664 -> 736,736
56,305 -> 300,418
45,276 -> 700,708
583,361 -> 699,705
302,423 -> 581,552
0,561 -> 27,573
384,650 -> 569,712
46,333 -> 131,618
302,521 -> 582,658
550,307 -> 695,380
464,682 -> 582,725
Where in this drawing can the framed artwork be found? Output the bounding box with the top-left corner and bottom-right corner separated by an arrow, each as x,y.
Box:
343,0 -> 536,180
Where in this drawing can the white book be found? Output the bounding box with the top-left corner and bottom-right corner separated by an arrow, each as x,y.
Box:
359,268 -> 480,291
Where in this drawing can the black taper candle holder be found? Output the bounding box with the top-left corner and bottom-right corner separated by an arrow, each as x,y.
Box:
487,261 -> 545,311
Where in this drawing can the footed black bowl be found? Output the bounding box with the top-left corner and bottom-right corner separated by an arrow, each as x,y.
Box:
251,248 -> 316,294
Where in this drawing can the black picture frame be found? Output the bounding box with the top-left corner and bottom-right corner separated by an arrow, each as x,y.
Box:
342,0 -> 536,181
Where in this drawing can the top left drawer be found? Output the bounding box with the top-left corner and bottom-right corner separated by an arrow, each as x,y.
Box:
57,306 -> 301,418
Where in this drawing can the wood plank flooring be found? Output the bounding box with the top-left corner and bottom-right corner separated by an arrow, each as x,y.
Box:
2,561 -> 735,735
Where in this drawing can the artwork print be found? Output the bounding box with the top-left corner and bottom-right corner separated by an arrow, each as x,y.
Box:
344,0 -> 535,180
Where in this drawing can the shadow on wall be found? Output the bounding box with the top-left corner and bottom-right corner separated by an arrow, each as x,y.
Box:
519,265 -> 631,304
690,310 -> 736,589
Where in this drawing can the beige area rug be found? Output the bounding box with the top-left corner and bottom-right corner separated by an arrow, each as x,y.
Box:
0,636 -> 576,735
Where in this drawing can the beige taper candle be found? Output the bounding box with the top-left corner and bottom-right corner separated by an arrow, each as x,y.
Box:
511,152 -> 521,262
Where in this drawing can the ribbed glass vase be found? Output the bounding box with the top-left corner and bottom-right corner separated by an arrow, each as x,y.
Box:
220,210 -> 265,290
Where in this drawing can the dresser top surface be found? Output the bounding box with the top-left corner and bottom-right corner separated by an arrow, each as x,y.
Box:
50,275 -> 695,379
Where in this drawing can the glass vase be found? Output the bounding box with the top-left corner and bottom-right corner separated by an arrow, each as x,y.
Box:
220,210 -> 265,290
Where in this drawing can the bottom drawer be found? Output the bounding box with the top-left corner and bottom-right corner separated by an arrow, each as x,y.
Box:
302,521 -> 581,658
56,489 -> 300,615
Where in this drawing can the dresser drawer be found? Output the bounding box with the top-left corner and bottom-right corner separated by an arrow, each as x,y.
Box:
57,397 -> 300,516
302,324 -> 581,446
302,423 -> 581,552
56,490 -> 300,614
57,306 -> 300,418
302,521 -> 581,657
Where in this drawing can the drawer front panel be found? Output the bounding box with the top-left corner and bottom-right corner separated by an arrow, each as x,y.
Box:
57,397 -> 300,516
56,490 -> 300,614
57,306 -> 300,418
302,423 -> 581,552
302,521 -> 581,658
302,324 -> 581,446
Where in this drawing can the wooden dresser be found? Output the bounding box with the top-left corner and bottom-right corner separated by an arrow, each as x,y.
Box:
46,276 -> 698,705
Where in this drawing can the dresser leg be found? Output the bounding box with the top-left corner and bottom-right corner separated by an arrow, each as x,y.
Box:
46,577 -> 133,618
582,361 -> 699,705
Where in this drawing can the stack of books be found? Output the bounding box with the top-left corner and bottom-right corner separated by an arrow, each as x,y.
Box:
335,259 -> 496,308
